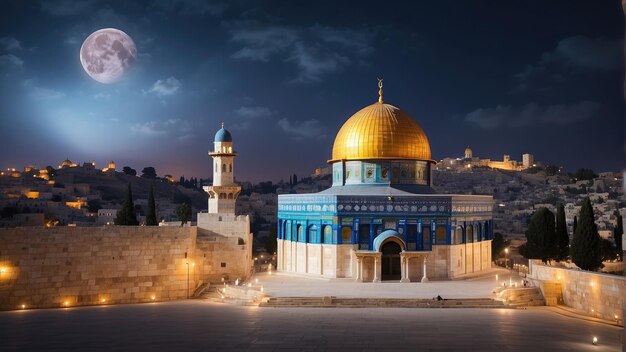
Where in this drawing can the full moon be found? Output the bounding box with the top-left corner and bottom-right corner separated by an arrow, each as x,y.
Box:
80,28 -> 137,84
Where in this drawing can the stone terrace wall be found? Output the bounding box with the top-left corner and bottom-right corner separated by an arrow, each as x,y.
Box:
0,226 -> 198,310
528,260 -> 625,323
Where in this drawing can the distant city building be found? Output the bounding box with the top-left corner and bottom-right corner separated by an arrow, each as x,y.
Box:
522,153 -> 534,168
439,147 -> 535,172
97,208 -> 118,225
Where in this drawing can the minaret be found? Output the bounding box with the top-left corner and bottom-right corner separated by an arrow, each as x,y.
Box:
205,123 -> 241,214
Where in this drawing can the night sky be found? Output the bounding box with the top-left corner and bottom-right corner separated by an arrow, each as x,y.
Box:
0,0 -> 623,182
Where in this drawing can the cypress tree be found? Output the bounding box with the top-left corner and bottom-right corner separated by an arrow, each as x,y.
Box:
176,202 -> 192,226
614,214 -> 623,256
146,184 -> 158,226
522,207 -> 557,263
115,183 -> 138,226
555,204 -> 569,261
571,197 -> 602,271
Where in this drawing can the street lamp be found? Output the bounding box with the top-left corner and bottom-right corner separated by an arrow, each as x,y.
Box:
185,262 -> 190,299
504,248 -> 509,269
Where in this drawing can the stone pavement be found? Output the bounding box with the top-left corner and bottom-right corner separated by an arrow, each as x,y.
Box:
0,300 -> 622,351
252,267 -> 518,299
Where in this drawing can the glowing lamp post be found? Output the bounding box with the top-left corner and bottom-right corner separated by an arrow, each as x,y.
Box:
504,248 -> 509,269
185,262 -> 190,299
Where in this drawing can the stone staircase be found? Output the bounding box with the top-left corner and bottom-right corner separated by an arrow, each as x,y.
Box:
259,297 -> 511,309
497,287 -> 545,307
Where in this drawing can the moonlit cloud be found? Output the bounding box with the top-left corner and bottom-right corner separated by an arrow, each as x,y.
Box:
464,101 -> 601,129
131,118 -> 193,139
147,77 -> 182,97
22,79 -> 65,100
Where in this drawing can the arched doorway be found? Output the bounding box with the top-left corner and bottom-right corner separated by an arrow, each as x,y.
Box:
381,241 -> 402,280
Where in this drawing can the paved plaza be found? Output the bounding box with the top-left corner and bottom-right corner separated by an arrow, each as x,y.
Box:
255,267 -> 516,299
0,300 -> 622,351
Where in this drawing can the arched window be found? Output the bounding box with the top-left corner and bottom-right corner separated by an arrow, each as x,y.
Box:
228,193 -> 233,199
297,225 -> 305,242
229,164 -> 232,172
455,226 -> 463,244
323,225 -> 333,244
219,193 -> 226,198
358,224 -> 370,249
466,225 -> 474,243
222,164 -> 226,172
436,226 -> 446,244
341,226 -> 352,244
286,221 -> 292,241
422,226 -> 431,250
473,225 -> 479,242
308,225 -> 318,243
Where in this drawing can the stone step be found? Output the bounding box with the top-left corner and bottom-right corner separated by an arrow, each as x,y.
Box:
497,288 -> 545,307
260,297 -> 511,309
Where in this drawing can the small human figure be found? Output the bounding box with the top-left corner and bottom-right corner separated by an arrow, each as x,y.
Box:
437,295 -> 443,301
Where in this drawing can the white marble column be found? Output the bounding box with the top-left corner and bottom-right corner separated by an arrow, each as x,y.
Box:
373,257 -> 381,283
402,257 -> 411,282
421,256 -> 429,283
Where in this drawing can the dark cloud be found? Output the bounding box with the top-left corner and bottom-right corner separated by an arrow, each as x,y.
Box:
230,24 -> 375,83
0,54 -> 23,69
0,37 -> 21,52
464,101 -> 601,129
152,0 -> 227,16
513,36 -> 621,93
277,118 -> 326,140
234,106 -> 272,119
40,0 -> 97,16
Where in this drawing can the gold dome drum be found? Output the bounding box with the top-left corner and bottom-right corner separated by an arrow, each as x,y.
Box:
330,102 -> 432,163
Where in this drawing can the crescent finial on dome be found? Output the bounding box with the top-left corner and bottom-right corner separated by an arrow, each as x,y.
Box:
221,121 -> 224,129
377,78 -> 383,104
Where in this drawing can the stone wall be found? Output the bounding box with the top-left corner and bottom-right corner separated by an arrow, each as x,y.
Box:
528,260 -> 625,324
0,226 -> 252,311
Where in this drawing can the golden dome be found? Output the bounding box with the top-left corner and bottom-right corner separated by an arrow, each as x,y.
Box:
330,101 -> 432,163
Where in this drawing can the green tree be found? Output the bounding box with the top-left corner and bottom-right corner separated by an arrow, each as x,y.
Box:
491,232 -> 509,260
264,230 -> 278,254
176,202 -> 192,226
571,197 -> 602,271
555,204 -> 569,261
122,166 -> 137,176
574,168 -> 597,181
45,165 -> 57,178
520,207 -> 557,263
87,199 -> 101,213
141,167 -> 157,178
613,214 -> 623,258
114,183 -> 139,226
146,184 -> 158,226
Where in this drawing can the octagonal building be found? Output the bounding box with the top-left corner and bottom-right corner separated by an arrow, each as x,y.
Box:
277,83 -> 494,282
